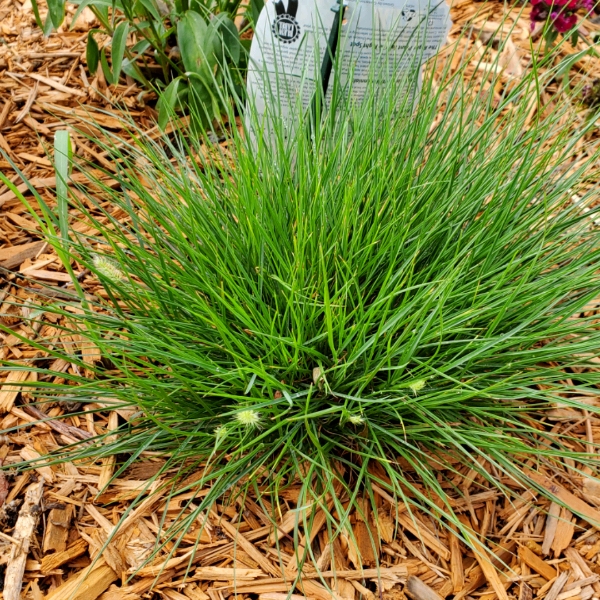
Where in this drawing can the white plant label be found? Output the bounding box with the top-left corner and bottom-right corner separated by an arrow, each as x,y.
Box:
246,0 -> 451,140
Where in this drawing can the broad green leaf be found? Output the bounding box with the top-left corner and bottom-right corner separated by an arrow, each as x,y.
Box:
570,29 -> 579,49
53,130 -> 72,245
188,0 -> 207,15
42,15 -> 55,35
47,0 -> 66,27
200,20 -> 223,67
29,0 -> 44,29
249,0 -> 263,27
212,13 -> 241,64
100,47 -> 114,84
177,10 -> 211,76
130,39 -> 151,54
135,0 -> 163,22
157,77 -> 184,129
544,27 -> 558,48
111,21 -> 130,82
120,0 -> 135,19
86,31 -> 100,74
188,72 -> 213,102
122,58 -> 145,82
70,0 -> 124,8
188,73 -> 219,123
96,4 -> 109,26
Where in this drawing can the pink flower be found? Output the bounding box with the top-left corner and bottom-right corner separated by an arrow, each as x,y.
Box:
530,3 -> 550,22
528,0 -> 591,34
550,11 -> 579,31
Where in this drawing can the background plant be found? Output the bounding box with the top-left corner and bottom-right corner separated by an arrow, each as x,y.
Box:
31,0 -> 261,125
3,45 -> 600,574
528,0 -> 599,46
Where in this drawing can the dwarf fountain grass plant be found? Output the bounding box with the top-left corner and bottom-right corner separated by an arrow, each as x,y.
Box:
3,40 -> 600,581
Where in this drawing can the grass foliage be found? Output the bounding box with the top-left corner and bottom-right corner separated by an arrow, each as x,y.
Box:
4,37 -> 600,576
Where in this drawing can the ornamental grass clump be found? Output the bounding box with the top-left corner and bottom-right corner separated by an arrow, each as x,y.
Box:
4,45 -> 600,573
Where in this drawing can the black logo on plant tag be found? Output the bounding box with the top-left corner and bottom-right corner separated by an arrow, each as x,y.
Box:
272,0 -> 300,43
402,9 -> 416,21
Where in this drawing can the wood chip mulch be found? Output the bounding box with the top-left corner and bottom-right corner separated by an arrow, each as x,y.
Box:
1,0 -> 600,598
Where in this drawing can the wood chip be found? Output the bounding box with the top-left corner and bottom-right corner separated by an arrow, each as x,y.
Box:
518,545 -> 557,581
546,572 -> 570,600
22,269 -> 72,282
42,501 -> 73,553
465,536 -> 510,600
19,446 -> 54,483
0,369 -> 31,412
258,595 -> 308,600
2,480 -> 44,600
193,566 -> 265,581
219,517 -> 282,578
519,582 -> 533,600
41,538 -> 88,574
45,558 -> 118,600
405,575 -> 445,600
9,72 -> 87,97
527,471 -> 600,526
543,502 -> 561,555
552,507 -> 575,557
449,525 -> 464,593
0,241 -> 46,269
373,486 -> 451,560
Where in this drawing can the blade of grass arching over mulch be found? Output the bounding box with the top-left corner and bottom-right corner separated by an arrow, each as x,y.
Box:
3,31 -> 600,589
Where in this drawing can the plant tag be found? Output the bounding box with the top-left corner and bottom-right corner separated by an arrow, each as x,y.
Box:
246,0 -> 451,143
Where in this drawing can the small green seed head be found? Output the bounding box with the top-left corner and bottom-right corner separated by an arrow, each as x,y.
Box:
408,379 -> 426,394
92,254 -> 125,282
235,409 -> 261,428
348,414 -> 365,425
214,425 -> 228,442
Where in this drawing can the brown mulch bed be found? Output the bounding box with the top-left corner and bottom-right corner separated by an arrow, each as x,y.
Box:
1,0 -> 600,598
